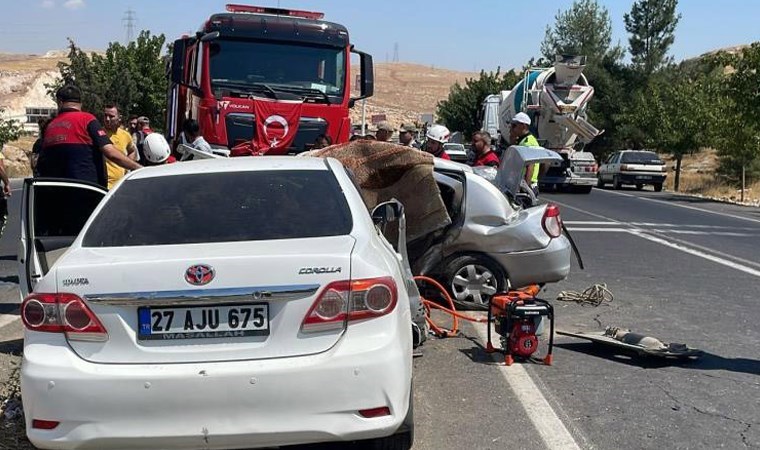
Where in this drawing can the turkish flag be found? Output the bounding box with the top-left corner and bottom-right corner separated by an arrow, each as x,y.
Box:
231,97 -> 304,156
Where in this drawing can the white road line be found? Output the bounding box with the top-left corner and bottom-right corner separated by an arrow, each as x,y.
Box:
555,198 -> 760,276
0,314 -> 20,329
563,221 -> 616,225
664,230 -> 755,237
595,189 -> 760,225
565,227 -> 630,232
566,227 -> 756,237
629,231 -> 760,278
471,322 -> 582,450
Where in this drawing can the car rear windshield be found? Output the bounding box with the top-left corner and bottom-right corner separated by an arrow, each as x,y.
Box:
83,170 -> 353,247
621,152 -> 663,164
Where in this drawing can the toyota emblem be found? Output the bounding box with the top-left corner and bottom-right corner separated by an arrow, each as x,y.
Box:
185,264 -> 215,286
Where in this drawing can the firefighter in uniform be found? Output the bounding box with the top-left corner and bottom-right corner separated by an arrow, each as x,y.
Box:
38,85 -> 141,187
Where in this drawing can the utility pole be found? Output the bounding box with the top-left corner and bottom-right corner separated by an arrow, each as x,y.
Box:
393,43 -> 399,63
123,8 -> 137,44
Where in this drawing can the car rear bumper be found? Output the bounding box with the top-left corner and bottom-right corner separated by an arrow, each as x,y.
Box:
539,175 -> 597,187
489,235 -> 571,288
618,172 -> 666,184
22,323 -> 411,450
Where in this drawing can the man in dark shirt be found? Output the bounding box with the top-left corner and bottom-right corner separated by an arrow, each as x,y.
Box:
37,85 -> 142,187
471,131 -> 500,167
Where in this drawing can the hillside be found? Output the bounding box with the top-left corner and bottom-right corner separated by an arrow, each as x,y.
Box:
349,62 -> 478,129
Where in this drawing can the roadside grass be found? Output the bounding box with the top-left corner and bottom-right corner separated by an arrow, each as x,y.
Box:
660,150 -> 760,205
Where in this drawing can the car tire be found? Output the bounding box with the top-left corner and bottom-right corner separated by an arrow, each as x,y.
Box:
442,254 -> 508,309
597,177 -> 605,188
613,176 -> 622,190
635,184 -> 644,191
654,183 -> 663,192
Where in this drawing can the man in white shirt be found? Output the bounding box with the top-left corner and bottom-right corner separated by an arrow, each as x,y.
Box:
181,119 -> 213,153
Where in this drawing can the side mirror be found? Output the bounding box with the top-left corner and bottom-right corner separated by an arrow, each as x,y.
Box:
371,199 -> 404,226
370,199 -> 409,265
170,38 -> 188,84
200,31 -> 220,42
350,49 -> 374,101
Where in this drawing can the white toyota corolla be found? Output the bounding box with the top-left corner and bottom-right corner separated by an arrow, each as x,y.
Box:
18,157 -> 414,450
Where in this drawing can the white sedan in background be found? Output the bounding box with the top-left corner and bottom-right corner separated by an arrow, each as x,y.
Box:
18,157 -> 414,449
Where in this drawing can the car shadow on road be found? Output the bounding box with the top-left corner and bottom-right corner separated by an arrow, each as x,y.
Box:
556,342 -> 760,376
0,338 -> 22,355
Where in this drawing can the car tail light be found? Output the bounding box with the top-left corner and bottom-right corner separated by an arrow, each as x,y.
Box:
31,419 -> 60,430
358,407 -> 391,418
302,277 -> 397,332
542,204 -> 562,239
21,293 -> 108,342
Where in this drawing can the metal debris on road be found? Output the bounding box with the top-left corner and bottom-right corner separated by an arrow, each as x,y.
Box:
557,326 -> 702,359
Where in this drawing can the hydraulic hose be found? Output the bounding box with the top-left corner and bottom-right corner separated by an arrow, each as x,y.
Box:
413,276 -> 489,338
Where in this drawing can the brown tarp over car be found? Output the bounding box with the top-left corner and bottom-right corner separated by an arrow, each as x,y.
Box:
306,141 -> 451,242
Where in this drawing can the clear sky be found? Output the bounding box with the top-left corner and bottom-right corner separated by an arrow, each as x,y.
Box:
1,0 -> 758,72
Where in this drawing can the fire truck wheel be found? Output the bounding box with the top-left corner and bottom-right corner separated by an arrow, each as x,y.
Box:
442,254 -> 508,310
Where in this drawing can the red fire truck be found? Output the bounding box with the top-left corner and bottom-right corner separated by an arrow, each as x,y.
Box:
166,4 -> 374,155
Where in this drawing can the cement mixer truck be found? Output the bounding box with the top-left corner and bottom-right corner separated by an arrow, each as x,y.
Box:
483,55 -> 602,193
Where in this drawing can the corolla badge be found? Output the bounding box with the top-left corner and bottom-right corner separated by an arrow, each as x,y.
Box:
185,264 -> 215,286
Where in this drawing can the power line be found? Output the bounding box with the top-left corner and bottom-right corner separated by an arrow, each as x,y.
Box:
122,8 -> 137,44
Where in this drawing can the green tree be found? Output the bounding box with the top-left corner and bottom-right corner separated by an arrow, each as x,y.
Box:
49,30 -> 167,129
436,68 -> 520,139
713,43 -> 760,199
624,0 -> 681,76
540,0 -> 627,156
625,72 -> 721,191
0,109 -> 22,150
540,0 -> 623,64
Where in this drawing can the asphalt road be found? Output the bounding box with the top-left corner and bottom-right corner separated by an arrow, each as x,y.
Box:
413,186 -> 760,450
1,182 -> 759,449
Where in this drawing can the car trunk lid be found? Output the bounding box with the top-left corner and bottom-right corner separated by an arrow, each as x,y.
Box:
57,237 -> 354,364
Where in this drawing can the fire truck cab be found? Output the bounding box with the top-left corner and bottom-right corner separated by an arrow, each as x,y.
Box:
166,4 -> 374,154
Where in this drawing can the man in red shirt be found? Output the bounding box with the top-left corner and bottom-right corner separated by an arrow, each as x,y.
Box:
471,131 -> 500,167
38,85 -> 142,187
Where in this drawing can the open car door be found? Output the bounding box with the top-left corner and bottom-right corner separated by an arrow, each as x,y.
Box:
18,178 -> 107,298
494,145 -> 564,197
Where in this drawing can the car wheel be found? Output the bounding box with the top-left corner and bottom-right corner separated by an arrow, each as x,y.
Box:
443,255 -> 507,309
597,177 -> 605,188
654,183 -> 663,192
613,176 -> 622,190
635,184 -> 644,191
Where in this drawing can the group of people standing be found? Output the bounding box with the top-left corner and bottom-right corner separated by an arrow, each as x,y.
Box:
31,84 -> 215,190
353,113 -> 542,192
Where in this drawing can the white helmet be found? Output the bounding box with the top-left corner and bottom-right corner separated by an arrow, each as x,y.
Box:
143,133 -> 171,164
426,124 -> 450,143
